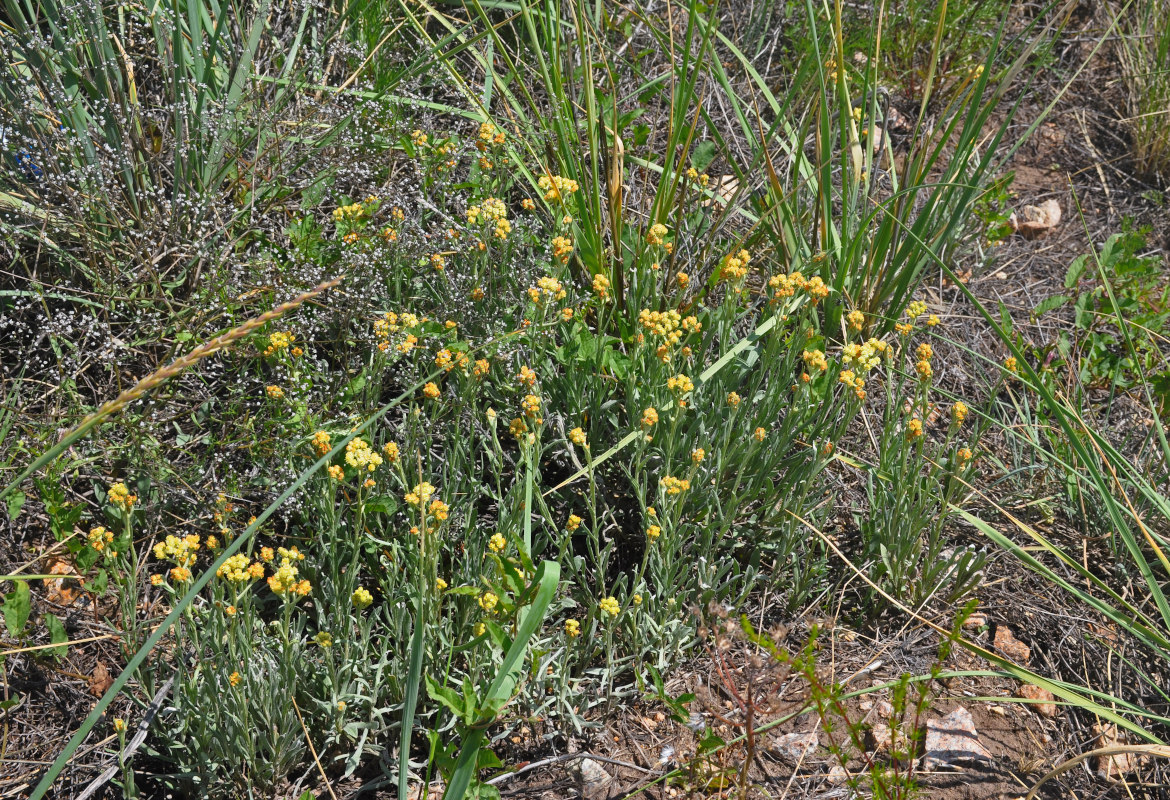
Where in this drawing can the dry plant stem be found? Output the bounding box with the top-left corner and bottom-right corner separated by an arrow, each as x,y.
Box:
293,697 -> 340,800
1024,745 -> 1170,799
1,276 -> 344,500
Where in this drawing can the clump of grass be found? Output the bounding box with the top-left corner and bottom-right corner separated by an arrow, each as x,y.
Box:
1116,0 -> 1170,178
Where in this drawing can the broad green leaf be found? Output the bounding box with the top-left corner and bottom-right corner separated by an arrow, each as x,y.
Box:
3,580 -> 31,638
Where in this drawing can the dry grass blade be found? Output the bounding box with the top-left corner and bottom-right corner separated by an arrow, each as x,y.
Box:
1025,744 -> 1170,799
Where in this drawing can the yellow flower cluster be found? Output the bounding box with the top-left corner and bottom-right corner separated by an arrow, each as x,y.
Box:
328,465 -> 344,481
592,273 -> 610,300
666,374 -> 694,395
87,526 -> 113,552
268,550 -> 311,597
528,276 -> 567,303
646,223 -> 668,246
907,418 -> 924,440
767,271 -> 828,304
217,553 -> 263,583
691,448 -> 706,464
802,349 -> 829,372
638,309 -> 682,343
383,441 -> 400,463
435,577 -> 448,592
841,339 -> 889,373
332,202 -> 365,223
489,533 -> 506,553
312,430 -> 332,456
566,514 -> 583,531
726,392 -> 742,407
478,591 -> 499,613
906,300 -> 928,319
509,417 -> 528,439
720,249 -> 751,282
473,358 -> 490,378
952,401 -> 969,427
404,482 -> 437,507
568,427 -> 587,446
661,475 -> 690,495
108,482 -> 136,511
957,447 -> 974,465
551,235 -> 574,263
538,174 -> 579,203
599,596 -> 620,617
915,341 -> 934,383
847,310 -> 866,332
153,534 -> 201,567
263,331 -> 294,357
430,253 -> 446,272
266,385 -> 284,400
345,439 -> 383,472
352,586 -> 374,608
1004,356 -> 1018,373
423,382 -> 441,399
839,369 -> 867,400
676,272 -> 690,289
753,427 -> 767,442
477,122 -> 506,148
521,394 -> 542,421
647,524 -> 661,540
565,618 -> 581,637
517,365 -> 537,387
641,407 -> 659,427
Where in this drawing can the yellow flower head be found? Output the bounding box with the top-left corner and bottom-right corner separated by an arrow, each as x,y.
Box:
428,499 -> 449,521
266,385 -> 284,400
646,524 -> 661,541
345,439 -> 383,472
661,476 -> 690,495
916,342 -> 934,361
847,310 -> 865,332
328,464 -> 344,481
312,430 -> 332,456
646,223 -> 669,246
957,447 -> 974,465
352,586 -> 374,609
641,407 -> 659,427
566,514 -> 583,532
517,365 -> 537,387
676,272 -> 690,290
753,427 -> 767,442
478,591 -> 499,613
489,533 -> 507,553
404,482 -> 437,507
383,441 -> 400,463
423,382 -> 441,399
229,671 -> 242,687
521,394 -> 542,420
592,273 -> 611,300
951,401 -> 969,426
108,482 -> 136,511
691,448 -> 706,464
599,596 -> 620,617
666,374 -> 694,395
435,577 -> 448,592
915,359 -> 933,381
726,392 -> 742,407
907,419 -> 924,440
568,427 -> 587,446
1004,356 -> 1019,373
314,631 -> 333,648
906,300 -> 928,320
565,618 -> 581,637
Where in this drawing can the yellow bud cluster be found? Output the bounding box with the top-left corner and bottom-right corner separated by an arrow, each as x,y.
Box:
661,475 -> 690,495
